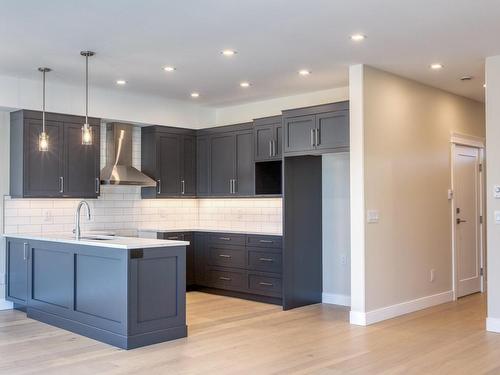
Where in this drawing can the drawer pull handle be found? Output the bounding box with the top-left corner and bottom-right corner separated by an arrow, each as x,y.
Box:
219,254 -> 232,258
259,282 -> 273,287
259,240 -> 273,243
219,277 -> 231,281
167,236 -> 179,240
219,237 -> 231,241
259,257 -> 274,262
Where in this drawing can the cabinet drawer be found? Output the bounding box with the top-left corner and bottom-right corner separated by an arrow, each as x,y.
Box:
248,274 -> 282,297
246,235 -> 282,248
207,268 -> 246,291
208,233 -> 246,246
248,249 -> 282,273
208,246 -> 246,269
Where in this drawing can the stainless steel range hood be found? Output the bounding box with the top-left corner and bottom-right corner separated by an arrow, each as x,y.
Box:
100,123 -> 156,186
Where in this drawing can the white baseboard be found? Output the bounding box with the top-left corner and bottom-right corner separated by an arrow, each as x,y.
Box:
349,290 -> 453,326
0,299 -> 13,311
322,293 -> 351,306
486,317 -> 500,333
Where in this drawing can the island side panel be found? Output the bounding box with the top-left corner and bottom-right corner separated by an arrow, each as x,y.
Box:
127,246 -> 187,349
25,240 -> 129,346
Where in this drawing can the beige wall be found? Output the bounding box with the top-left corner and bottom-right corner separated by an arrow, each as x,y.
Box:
486,55 -> 500,331
360,66 -> 485,312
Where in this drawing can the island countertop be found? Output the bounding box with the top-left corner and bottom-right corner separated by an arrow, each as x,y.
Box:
3,233 -> 189,249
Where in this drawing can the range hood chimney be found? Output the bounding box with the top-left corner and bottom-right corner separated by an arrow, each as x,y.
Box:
100,123 -> 156,186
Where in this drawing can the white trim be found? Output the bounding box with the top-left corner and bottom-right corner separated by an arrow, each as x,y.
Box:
349,291 -> 453,326
486,317 -> 500,333
0,299 -> 13,311
450,132 -> 485,148
322,293 -> 351,306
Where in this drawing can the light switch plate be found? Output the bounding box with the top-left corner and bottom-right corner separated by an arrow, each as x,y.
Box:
366,210 -> 380,224
495,185 -> 500,199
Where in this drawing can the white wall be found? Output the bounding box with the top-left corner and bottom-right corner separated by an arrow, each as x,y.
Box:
322,153 -> 350,306
215,87 -> 349,125
350,65 -> 485,325
0,111 -> 10,307
485,55 -> 500,332
0,74 -> 215,128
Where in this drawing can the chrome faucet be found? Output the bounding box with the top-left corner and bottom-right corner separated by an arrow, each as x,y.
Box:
74,201 -> 91,240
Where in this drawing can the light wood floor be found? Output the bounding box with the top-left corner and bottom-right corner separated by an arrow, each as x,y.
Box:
0,292 -> 498,374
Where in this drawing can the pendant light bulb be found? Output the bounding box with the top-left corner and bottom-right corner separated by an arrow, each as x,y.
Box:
38,67 -> 51,152
80,51 -> 95,145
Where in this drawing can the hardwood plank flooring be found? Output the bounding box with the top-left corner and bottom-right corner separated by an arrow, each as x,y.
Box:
0,292 -> 498,374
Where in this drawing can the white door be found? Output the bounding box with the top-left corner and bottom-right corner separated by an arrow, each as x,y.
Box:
453,145 -> 482,298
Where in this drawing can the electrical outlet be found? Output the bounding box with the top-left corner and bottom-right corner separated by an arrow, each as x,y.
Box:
430,269 -> 435,282
340,255 -> 348,265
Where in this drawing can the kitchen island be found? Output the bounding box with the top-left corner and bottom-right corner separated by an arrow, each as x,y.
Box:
4,234 -> 189,349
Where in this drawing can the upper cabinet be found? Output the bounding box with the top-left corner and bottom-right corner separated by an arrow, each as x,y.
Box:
141,126 -> 196,198
10,110 -> 100,198
282,101 -> 349,156
254,115 -> 282,161
204,123 -> 255,197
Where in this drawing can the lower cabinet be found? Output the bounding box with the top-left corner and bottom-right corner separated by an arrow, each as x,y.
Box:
6,239 -> 29,305
160,232 -> 196,287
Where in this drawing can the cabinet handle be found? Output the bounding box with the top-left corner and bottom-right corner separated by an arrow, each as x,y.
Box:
219,237 -> 231,241
269,140 -> 273,157
233,179 -> 237,194
229,179 -> 232,194
316,128 -> 320,146
167,236 -> 179,240
23,242 -> 28,261
258,257 -> 274,262
59,176 -> 64,193
259,239 -> 273,243
157,180 -> 161,195
310,129 -> 315,147
95,177 -> 100,194
219,276 -> 231,281
272,140 -> 276,156
218,254 -> 232,258
181,180 -> 185,195
259,282 -> 273,287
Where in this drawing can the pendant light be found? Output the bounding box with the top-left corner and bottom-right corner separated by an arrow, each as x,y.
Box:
38,67 -> 51,152
80,50 -> 95,145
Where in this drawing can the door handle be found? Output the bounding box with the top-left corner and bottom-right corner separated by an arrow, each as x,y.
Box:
95,177 -> 100,194
456,218 -> 467,224
23,242 -> 29,261
310,129 -> 315,147
59,176 -> 64,193
157,179 -> 161,194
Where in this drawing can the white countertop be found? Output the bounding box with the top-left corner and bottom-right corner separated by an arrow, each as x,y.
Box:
3,233 -> 189,250
138,228 -> 282,236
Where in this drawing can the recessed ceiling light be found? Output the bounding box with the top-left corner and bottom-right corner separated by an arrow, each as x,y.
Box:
350,34 -> 366,41
191,92 -> 200,98
430,63 -> 443,70
116,80 -> 127,85
163,66 -> 176,72
298,69 -> 311,76
221,49 -> 237,56
240,81 -> 250,88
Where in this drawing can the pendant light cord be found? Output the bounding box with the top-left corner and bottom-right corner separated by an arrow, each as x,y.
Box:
85,54 -> 89,125
42,69 -> 46,133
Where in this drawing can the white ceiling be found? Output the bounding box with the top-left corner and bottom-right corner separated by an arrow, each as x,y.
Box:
0,0 -> 498,107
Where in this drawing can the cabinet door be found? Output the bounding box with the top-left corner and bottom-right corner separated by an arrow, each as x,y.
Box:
196,136 -> 210,196
181,136 -> 196,196
6,239 -> 28,304
275,125 -> 283,158
194,232 -> 207,286
24,119 -> 63,197
283,115 -> 316,154
210,134 -> 235,196
158,134 -> 181,196
63,122 -> 100,198
254,125 -> 274,161
235,131 -> 254,196
315,110 -> 349,151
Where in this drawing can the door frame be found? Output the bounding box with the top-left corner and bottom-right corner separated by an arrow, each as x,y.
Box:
450,133 -> 485,300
